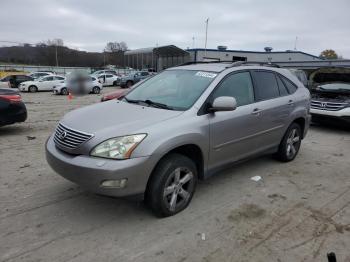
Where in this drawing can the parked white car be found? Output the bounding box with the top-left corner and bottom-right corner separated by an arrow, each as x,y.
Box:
28,72 -> 54,80
53,76 -> 103,95
20,75 -> 65,92
92,70 -> 118,76
97,74 -> 120,86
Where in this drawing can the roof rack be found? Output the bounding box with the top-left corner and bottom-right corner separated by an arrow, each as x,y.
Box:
179,60 -> 233,66
226,61 -> 281,68
179,60 -> 281,68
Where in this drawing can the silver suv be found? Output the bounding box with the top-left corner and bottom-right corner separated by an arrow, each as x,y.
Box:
46,62 -> 311,217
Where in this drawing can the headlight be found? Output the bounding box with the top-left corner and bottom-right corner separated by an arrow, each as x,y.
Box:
90,134 -> 146,159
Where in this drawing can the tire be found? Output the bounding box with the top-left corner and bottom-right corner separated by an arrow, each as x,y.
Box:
113,81 -> 118,86
92,86 -> 100,94
276,123 -> 302,162
60,88 -> 68,95
126,81 -> 133,88
28,85 -> 38,93
145,153 -> 197,217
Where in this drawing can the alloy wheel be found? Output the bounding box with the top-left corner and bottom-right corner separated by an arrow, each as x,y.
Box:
163,167 -> 194,212
286,128 -> 300,158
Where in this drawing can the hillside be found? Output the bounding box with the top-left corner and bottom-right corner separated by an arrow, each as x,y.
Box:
0,45 -> 124,67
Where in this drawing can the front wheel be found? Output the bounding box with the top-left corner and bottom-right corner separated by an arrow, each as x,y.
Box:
145,154 -> 197,217
276,123 -> 302,162
92,86 -> 100,94
28,85 -> 38,93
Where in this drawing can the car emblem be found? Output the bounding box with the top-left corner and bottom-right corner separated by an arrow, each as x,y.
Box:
59,131 -> 67,140
321,102 -> 327,108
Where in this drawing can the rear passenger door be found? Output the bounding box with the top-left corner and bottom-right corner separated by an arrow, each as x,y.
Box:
250,70 -> 293,149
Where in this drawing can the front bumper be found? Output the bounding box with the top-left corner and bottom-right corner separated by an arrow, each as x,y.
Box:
310,107 -> 350,123
45,136 -> 155,197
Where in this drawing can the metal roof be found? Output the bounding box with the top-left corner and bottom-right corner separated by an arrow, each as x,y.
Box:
125,45 -> 189,56
187,48 -> 322,60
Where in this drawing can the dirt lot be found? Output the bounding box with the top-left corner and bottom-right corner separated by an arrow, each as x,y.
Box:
0,88 -> 349,262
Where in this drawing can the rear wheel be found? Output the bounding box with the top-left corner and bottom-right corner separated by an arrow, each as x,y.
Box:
60,88 -> 68,95
92,86 -> 100,94
113,81 -> 118,86
145,154 -> 197,217
126,80 -> 133,88
276,123 -> 302,162
28,85 -> 38,93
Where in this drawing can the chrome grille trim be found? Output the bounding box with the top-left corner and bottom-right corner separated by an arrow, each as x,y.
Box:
54,123 -> 94,149
310,100 -> 347,111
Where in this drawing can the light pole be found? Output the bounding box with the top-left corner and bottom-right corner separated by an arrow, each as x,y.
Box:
55,45 -> 58,67
204,18 -> 209,57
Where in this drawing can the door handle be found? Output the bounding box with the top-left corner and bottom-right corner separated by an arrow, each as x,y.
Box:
251,108 -> 262,115
287,100 -> 294,106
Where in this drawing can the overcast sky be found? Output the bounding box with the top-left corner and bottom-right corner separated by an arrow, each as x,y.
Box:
1,0 -> 350,57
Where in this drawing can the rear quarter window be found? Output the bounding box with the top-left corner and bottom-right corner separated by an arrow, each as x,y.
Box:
281,75 -> 298,94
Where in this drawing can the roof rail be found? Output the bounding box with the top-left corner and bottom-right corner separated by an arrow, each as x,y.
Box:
226,61 -> 281,68
178,60 -> 281,68
179,60 -> 233,66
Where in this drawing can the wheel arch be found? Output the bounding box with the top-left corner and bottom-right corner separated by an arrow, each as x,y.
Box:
292,117 -> 306,139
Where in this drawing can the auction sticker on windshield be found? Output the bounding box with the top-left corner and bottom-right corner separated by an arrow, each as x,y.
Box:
195,72 -> 217,78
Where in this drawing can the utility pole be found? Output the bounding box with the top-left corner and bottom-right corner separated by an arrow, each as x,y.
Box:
294,36 -> 298,51
204,18 -> 209,57
55,45 -> 58,67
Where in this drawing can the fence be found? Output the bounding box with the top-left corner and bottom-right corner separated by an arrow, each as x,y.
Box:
0,64 -> 137,76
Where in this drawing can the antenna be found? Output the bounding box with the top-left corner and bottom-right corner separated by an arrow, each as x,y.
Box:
192,36 -> 195,49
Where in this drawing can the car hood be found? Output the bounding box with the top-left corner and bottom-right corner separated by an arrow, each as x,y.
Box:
60,100 -> 183,139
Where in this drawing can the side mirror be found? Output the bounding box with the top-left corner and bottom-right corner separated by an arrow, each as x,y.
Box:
209,96 -> 237,112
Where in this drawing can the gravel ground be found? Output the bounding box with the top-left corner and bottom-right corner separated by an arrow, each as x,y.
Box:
0,88 -> 349,262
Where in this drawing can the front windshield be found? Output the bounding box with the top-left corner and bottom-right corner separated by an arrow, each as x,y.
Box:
318,83 -> 350,91
124,70 -> 217,110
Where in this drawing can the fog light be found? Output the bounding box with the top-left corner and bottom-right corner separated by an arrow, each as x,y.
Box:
100,179 -> 128,188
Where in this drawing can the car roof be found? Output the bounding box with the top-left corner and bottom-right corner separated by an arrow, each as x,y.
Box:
170,63 -> 229,73
169,62 -> 288,74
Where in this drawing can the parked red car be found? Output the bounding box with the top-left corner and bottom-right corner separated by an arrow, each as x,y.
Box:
100,88 -> 130,102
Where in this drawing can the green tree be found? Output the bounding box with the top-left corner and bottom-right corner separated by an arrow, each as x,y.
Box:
319,49 -> 338,59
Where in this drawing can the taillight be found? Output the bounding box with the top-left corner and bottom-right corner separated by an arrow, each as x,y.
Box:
0,94 -> 22,103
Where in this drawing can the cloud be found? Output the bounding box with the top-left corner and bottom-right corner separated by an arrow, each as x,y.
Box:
1,0 -> 350,57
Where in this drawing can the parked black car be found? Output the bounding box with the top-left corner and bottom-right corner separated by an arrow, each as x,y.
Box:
0,88 -> 27,127
0,75 -> 34,88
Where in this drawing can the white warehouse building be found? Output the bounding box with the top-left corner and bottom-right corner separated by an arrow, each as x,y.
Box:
187,47 -> 322,63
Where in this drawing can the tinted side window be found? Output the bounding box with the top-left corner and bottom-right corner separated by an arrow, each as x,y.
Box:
44,76 -> 54,81
251,71 -> 280,100
211,72 -> 254,106
281,76 -> 298,94
276,75 -> 289,96
141,72 -> 149,76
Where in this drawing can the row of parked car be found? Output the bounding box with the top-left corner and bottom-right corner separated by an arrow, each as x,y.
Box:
0,69 -> 153,94
0,69 -> 154,127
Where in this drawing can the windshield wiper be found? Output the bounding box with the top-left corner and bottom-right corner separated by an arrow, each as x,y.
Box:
124,97 -> 174,110
144,99 -> 174,110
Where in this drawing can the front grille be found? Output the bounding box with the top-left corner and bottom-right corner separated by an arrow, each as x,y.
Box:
310,100 -> 347,111
54,123 -> 93,149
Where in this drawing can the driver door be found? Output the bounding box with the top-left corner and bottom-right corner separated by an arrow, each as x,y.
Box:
208,71 -> 260,170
